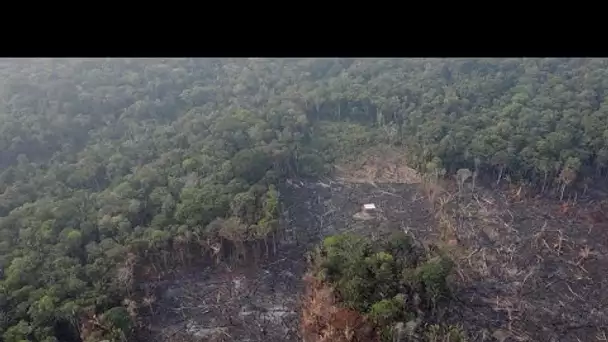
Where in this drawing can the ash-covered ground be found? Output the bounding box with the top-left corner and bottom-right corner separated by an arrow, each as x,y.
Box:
446,186 -> 608,342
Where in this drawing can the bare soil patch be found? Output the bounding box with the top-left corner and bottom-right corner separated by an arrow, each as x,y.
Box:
334,146 -> 421,185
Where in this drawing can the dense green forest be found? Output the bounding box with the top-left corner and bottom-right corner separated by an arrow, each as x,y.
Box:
1,58 -> 608,341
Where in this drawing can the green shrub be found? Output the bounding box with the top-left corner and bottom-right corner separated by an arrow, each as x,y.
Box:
311,233 -> 462,340
415,256 -> 454,303
369,294 -> 405,325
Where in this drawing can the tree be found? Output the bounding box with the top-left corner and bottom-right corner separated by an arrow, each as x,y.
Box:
559,157 -> 581,200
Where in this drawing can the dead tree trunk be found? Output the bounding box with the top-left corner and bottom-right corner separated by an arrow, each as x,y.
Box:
497,166 -> 504,186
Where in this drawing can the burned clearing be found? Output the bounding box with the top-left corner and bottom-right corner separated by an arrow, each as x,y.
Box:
140,171 -> 438,341
446,185 -> 608,342
141,165 -> 608,342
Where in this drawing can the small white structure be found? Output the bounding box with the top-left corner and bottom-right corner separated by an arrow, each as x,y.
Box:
354,203 -> 377,221
362,203 -> 376,211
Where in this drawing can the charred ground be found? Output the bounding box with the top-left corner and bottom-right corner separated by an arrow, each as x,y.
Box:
446,184 -> 608,341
